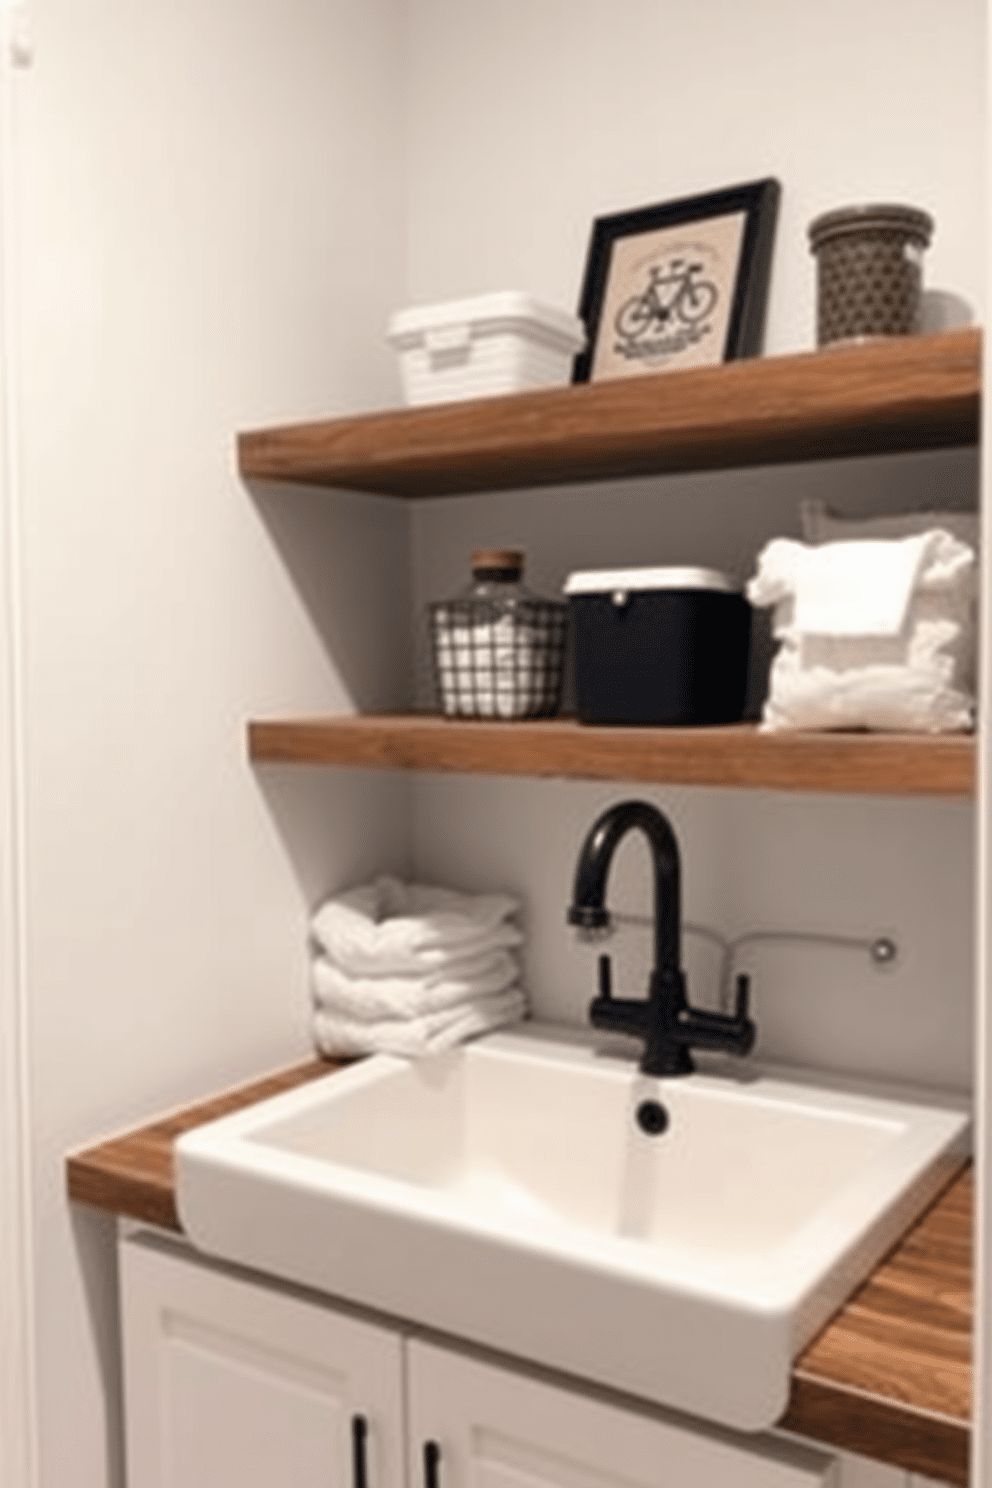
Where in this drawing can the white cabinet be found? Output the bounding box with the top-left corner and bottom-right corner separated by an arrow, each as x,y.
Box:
120,1232 -> 404,1488
121,1232 -> 837,1488
406,1337 -> 835,1488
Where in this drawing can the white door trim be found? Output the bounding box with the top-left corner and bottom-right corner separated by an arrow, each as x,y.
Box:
970,26 -> 991,1478
0,9 -> 38,1486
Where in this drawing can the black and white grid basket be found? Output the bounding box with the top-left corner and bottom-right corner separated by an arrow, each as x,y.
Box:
429,550 -> 567,720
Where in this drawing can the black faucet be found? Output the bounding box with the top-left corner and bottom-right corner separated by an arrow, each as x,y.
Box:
567,799 -> 756,1076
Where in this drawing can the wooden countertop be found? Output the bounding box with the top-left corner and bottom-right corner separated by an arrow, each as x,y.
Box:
66,1058 -> 972,1485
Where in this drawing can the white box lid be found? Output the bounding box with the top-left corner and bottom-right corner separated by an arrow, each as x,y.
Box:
388,291 -> 586,353
564,566 -> 743,596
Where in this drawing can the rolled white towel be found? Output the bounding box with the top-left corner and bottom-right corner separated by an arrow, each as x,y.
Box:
311,949 -> 520,1022
312,987 -> 528,1059
311,875 -> 523,976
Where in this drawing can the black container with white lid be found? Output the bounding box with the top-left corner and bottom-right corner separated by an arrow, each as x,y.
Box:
564,566 -> 752,726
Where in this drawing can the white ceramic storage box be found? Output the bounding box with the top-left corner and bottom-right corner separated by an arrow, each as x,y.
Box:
387,292 -> 586,406
565,567 -> 752,725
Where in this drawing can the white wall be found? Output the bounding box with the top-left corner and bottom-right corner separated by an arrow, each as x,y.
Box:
403,0 -> 985,1094
401,0 -> 986,355
5,2 -> 411,1483
1,2 -> 985,1485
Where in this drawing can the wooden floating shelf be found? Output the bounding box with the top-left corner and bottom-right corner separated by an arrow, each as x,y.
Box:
248,715 -> 975,798
243,330 -> 981,799
237,328 -> 980,498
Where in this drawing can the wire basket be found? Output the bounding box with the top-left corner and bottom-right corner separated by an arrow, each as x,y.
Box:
429,550 -> 567,720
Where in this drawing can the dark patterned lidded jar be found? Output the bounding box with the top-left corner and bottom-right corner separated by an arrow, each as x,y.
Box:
808,203 -> 933,346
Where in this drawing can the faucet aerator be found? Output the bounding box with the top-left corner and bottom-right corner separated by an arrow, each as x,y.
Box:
567,904 -> 611,932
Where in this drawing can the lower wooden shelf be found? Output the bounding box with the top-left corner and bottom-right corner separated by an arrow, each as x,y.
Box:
247,714 -> 975,797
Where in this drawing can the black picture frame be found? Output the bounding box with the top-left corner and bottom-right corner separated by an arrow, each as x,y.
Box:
572,178 -> 780,383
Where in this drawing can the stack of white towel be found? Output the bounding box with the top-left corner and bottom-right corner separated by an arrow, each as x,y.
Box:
747,528 -> 976,732
310,875 -> 528,1058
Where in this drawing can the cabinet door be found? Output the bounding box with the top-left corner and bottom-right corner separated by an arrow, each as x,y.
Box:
121,1232 -> 404,1488
406,1339 -> 837,1488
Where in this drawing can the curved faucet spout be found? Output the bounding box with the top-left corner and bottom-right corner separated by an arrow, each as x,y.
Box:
567,799 -> 756,1077
568,800 -> 682,991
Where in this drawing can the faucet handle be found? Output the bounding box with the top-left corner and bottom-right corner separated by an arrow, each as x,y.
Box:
589,956 -> 651,1040
730,974 -> 757,1056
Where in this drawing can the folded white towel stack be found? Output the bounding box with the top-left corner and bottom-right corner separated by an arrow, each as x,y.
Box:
310,875 -> 527,1057
747,529 -> 976,733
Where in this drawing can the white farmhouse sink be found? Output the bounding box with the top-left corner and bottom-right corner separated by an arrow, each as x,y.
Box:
176,1024 -> 969,1431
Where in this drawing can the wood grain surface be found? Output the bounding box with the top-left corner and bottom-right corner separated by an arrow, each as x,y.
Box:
247,715 -> 975,798
66,1061 -> 972,1481
67,1058 -> 341,1231
782,1167 -> 972,1484
237,328 -> 979,498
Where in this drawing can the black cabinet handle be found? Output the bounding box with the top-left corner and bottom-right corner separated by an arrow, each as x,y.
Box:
423,1439 -> 441,1488
352,1414 -> 369,1488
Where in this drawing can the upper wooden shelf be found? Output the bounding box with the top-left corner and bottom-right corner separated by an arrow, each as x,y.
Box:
238,328 -> 981,498
248,716 -> 975,797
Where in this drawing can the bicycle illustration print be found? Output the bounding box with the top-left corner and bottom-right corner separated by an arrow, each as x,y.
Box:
614,258 -> 719,343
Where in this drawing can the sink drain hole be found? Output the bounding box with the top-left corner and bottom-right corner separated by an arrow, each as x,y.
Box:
635,1099 -> 669,1136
